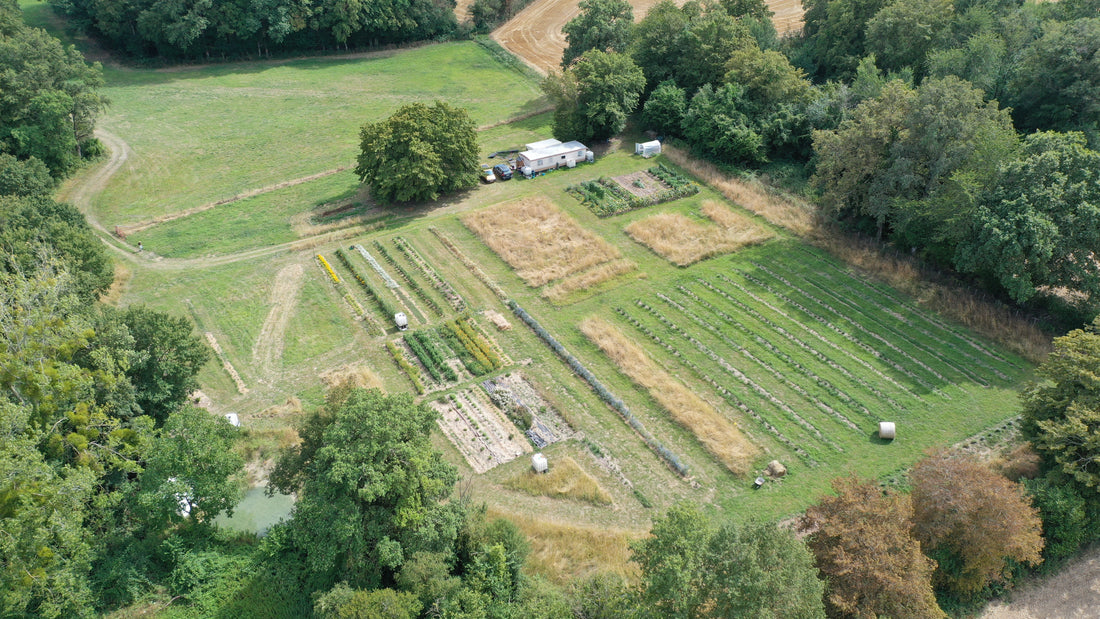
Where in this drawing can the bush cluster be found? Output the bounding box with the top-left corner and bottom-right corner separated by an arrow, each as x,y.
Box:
405,330 -> 458,383
386,341 -> 425,395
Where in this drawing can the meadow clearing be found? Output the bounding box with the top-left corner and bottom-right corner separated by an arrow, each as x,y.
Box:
51,24 -> 1032,584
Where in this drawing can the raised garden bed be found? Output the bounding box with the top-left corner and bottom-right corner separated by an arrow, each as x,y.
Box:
566,164 -> 700,217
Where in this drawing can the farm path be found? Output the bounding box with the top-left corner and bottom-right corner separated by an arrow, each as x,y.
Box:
67,129 -> 374,272
251,263 -> 305,377
980,545 -> 1100,618
492,0 -> 804,75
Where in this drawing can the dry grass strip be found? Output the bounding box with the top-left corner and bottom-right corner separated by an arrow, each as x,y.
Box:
486,507 -> 640,585
579,316 -> 757,475
663,144 -> 817,236
625,201 -> 773,266
504,455 -> 613,505
462,197 -> 620,287
542,258 -> 638,304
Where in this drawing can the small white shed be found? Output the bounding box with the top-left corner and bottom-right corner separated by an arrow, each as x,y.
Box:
635,140 -> 661,158
394,312 -> 408,331
519,139 -> 589,173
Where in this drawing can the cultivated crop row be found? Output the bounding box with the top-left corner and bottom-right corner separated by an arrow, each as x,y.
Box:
387,340 -> 425,394
353,244 -> 399,288
373,240 -> 443,317
439,315 -> 503,377
404,330 -> 458,383
393,236 -> 467,312
316,253 -> 381,333
333,249 -> 392,331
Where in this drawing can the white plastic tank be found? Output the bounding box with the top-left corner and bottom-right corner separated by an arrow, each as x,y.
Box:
224,413 -> 240,427
394,312 -> 408,331
532,453 -> 548,473
585,150 -> 594,163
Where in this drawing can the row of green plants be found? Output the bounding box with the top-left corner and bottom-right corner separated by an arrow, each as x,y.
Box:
318,254 -> 383,334
439,316 -> 502,377
386,341 -> 425,395
648,163 -> 695,190
430,227 -> 509,301
334,249 -> 395,330
404,330 -> 458,383
482,380 -> 534,431
613,305 -> 815,466
507,300 -> 690,476
393,236 -> 467,312
372,240 -> 443,317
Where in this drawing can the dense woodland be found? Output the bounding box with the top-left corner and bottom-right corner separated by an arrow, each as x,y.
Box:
549,0 -> 1100,319
5,0 -> 1100,615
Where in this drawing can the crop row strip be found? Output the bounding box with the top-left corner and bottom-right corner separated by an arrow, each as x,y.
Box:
405,330 -> 458,383
796,267 -> 1010,381
429,227 -> 509,302
316,254 -> 378,332
332,249 -> 389,333
438,395 -> 496,466
613,305 -> 817,465
507,300 -> 690,477
352,244 -> 399,289
442,316 -> 503,376
655,292 -> 863,434
692,278 -> 906,410
751,262 -> 990,386
386,341 -> 425,394
393,236 -> 467,313
792,245 -> 1019,368
372,240 -> 443,317
633,298 -> 844,453
717,273 -> 947,398
675,284 -> 880,421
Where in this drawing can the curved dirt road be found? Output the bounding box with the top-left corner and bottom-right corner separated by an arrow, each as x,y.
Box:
492,0 -> 805,76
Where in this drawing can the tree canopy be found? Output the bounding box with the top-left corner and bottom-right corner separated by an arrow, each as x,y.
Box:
543,50 -> 645,143
561,0 -> 634,68
355,101 -> 479,204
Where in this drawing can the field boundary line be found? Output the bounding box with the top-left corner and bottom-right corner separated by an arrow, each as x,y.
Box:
116,167 -> 350,236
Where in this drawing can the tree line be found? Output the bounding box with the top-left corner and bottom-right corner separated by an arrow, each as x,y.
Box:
48,0 -> 459,59
546,0 -> 1100,318
0,0 -> 106,179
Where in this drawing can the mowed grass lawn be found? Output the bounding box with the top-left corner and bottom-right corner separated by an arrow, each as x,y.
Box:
94,41 -> 545,226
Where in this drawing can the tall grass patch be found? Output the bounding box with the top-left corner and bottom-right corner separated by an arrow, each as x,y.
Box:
580,316 -> 757,475
462,197 -> 622,286
504,455 -> 613,505
625,200 -> 774,266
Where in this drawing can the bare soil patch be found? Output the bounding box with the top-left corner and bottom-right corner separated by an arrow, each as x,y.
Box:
252,263 -> 305,375
580,316 -> 757,475
431,388 -> 532,474
613,171 -> 665,200
625,200 -> 774,266
462,197 -> 621,286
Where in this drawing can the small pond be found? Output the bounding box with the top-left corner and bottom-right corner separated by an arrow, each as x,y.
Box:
214,486 -> 295,536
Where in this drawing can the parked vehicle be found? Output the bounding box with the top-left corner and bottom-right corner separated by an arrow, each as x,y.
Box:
492,163 -> 513,181
480,163 -> 496,183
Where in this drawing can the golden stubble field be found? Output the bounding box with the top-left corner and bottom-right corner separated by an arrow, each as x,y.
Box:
492,0 -> 805,75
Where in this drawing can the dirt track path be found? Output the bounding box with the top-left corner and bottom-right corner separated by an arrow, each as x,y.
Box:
980,546 -> 1100,619
492,0 -> 804,75
252,263 -> 305,377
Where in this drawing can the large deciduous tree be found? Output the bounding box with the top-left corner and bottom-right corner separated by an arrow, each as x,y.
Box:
910,452 -> 1044,596
543,50 -> 645,142
561,0 -> 634,68
800,476 -> 944,619
270,388 -> 463,590
956,131 -> 1100,307
1022,317 -> 1100,491
634,503 -> 825,618
355,101 -> 478,204
1010,18 -> 1100,137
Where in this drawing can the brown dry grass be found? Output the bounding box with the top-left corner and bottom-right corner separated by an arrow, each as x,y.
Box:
542,258 -> 638,303
625,201 -> 773,266
580,316 -> 757,475
486,507 -> 640,585
462,197 -> 621,286
99,260 -> 132,306
504,455 -> 613,505
320,364 -> 385,392
663,145 -> 817,236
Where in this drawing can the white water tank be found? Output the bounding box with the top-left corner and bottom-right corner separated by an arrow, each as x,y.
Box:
532,453 -> 548,474
224,413 -> 240,427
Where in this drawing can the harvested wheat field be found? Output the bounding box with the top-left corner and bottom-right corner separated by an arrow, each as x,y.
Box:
505,455 -> 613,505
463,197 -> 621,287
626,200 -> 774,266
542,258 -> 638,303
580,316 -> 758,475
493,0 -> 803,75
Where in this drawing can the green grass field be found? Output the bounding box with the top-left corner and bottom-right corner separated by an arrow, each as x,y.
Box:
31,0 -> 1032,578
91,41 -> 545,226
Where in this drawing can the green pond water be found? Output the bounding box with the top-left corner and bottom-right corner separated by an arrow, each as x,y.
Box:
214,487 -> 295,536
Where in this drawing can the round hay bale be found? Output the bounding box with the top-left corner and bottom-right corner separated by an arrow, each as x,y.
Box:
879,421 -> 896,440
766,460 -> 787,478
